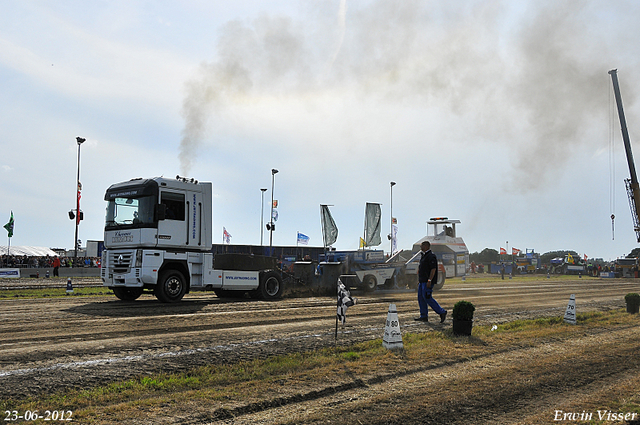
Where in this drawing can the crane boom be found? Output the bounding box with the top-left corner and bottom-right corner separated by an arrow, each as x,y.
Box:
609,69 -> 640,242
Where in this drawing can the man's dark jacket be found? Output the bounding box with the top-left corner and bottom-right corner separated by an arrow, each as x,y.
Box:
419,249 -> 438,284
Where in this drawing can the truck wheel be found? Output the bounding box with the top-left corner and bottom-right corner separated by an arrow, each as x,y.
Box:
362,275 -> 377,292
112,287 -> 143,301
155,270 -> 187,303
433,270 -> 446,291
259,271 -> 283,300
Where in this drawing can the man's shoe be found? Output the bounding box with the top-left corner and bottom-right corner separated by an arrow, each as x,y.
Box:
439,311 -> 447,323
414,317 -> 428,322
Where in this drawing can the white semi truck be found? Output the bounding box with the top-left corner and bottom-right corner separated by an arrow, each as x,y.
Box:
101,176 -> 283,302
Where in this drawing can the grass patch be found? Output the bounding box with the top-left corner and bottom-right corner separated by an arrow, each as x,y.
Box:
2,308 -> 638,424
0,286 -> 111,299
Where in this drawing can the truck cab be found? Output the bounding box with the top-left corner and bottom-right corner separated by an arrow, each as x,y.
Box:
104,177 -> 212,251
101,176 -> 214,302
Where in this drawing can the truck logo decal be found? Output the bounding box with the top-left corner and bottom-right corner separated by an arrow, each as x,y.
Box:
112,231 -> 133,243
192,194 -> 197,240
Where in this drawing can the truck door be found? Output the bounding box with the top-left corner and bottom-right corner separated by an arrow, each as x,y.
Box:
185,189 -> 206,247
156,190 -> 187,248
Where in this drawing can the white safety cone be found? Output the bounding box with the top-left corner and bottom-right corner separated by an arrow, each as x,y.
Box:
563,294 -> 576,325
383,304 -> 403,349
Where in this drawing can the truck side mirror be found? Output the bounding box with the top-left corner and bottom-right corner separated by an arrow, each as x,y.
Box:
155,204 -> 167,221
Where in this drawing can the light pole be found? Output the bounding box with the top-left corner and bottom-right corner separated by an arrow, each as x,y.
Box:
74,137 -> 85,267
269,169 -> 278,250
260,188 -> 267,246
389,181 -> 396,255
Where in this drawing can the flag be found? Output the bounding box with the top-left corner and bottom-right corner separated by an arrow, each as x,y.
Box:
512,247 -> 521,256
223,227 -> 231,244
567,253 -> 574,264
76,189 -> 82,224
272,200 -> 278,208
320,205 -> 338,247
360,237 -> 366,248
3,211 -> 14,238
364,202 -> 382,247
337,278 -> 356,324
297,232 -> 310,245
500,247 -> 506,255
391,224 -> 398,254
584,254 -> 587,261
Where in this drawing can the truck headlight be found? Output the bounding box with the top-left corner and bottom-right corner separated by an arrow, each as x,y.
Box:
135,250 -> 143,268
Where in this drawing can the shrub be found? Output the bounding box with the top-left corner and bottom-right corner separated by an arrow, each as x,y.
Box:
625,293 -> 640,306
452,300 -> 475,321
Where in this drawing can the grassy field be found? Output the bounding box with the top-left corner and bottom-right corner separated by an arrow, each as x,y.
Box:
0,286 -> 111,299
2,308 -> 638,424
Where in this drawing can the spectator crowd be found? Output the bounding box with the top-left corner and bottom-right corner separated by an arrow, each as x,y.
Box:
0,254 -> 101,268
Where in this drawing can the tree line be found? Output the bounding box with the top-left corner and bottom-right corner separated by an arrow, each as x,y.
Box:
468,249 -> 624,265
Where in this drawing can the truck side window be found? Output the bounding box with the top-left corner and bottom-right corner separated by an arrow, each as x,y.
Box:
161,192 -> 185,221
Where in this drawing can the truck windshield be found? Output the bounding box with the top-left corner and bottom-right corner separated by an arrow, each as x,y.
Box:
105,195 -> 156,229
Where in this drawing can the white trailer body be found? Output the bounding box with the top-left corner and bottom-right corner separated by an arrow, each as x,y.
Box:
101,177 -> 282,302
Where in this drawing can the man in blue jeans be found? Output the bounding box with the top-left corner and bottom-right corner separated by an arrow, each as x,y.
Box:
415,241 -> 447,323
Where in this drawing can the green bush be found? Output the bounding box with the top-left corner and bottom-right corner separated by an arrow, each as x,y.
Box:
452,300 -> 475,321
625,292 -> 640,306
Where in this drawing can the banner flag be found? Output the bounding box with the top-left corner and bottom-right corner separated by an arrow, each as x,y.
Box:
76,189 -> 82,225
297,232 -> 310,245
512,247 -> 521,255
500,247 -> 506,255
223,227 -> 232,244
360,237 -> 366,248
391,224 -> 398,254
3,211 -> 14,238
320,205 -> 338,247
364,203 -> 382,247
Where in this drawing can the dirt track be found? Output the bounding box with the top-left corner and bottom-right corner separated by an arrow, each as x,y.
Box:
1,276 -> 639,424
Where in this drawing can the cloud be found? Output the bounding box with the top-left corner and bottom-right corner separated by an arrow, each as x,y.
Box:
0,9 -> 193,121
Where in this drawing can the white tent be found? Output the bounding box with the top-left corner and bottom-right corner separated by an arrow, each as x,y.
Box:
0,246 -> 59,256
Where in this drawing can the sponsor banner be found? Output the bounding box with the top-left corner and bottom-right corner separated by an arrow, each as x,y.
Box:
0,268 -> 20,278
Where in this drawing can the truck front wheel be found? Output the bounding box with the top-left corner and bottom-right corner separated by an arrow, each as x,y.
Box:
112,287 -> 143,301
259,271 -> 283,300
155,270 -> 187,303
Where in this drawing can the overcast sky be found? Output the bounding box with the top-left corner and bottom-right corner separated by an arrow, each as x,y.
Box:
2,0 -> 640,261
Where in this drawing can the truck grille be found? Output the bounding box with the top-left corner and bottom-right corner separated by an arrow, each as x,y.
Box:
109,251 -> 134,273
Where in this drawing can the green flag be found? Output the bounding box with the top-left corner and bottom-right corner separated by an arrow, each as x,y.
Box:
364,203 -> 382,247
320,205 -> 338,247
4,211 -> 14,238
